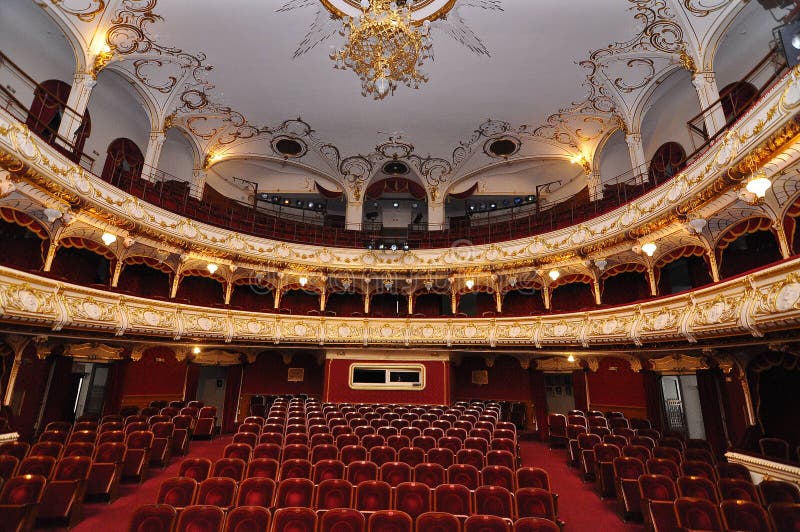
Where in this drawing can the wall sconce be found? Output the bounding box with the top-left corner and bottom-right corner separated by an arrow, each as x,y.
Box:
641,242 -> 657,257
101,232 -> 117,246
206,263 -> 219,274
299,276 -> 308,287
465,279 -> 475,290
548,269 -> 560,281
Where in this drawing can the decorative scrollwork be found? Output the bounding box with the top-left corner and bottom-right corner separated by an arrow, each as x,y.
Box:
50,0 -> 107,22
682,0 -> 728,17
613,58 -> 656,93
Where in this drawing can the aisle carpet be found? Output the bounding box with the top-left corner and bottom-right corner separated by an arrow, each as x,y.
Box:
56,437 -> 646,531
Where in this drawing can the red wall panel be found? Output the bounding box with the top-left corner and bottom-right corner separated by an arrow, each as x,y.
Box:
241,352 -> 324,396
121,346 -> 188,400
451,355 -> 531,402
325,359 -> 449,405
587,357 -> 646,415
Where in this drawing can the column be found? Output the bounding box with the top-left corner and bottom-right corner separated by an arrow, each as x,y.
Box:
408,293 -> 415,315
345,200 -> 363,230
646,266 -> 658,297
592,279 -> 602,305
495,290 -> 502,313
364,290 -> 371,314
224,282 -> 234,305
57,71 -> 96,150
773,220 -> 792,259
692,71 -> 727,138
588,169 -> 603,200
625,133 -> 647,183
190,168 -> 207,200
428,201 -> 445,230
320,286 -> 327,311
142,130 -> 166,182
542,286 -> 551,310
110,260 -> 124,288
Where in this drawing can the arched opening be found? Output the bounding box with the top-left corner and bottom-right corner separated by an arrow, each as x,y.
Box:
0,208 -> 48,270
281,289 -> 320,315
175,272 -> 224,307
116,258 -> 172,299
413,292 -> 450,317
370,292 -> 407,318
502,289 -> 546,316
50,237 -> 114,286
601,265 -> 650,305
230,281 -> 274,312
717,218 -> 782,279
101,138 -> 144,187
656,247 -> 713,295
363,176 -> 427,229
26,79 -> 91,161
550,276 -> 595,312
326,292 -> 363,317
648,142 -> 686,185
719,81 -> 758,123
457,291 -> 495,317
749,351 -> 800,448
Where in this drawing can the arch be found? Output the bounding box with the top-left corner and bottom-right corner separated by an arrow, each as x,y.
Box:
175,268 -> 226,306
654,246 -> 712,295
230,279 -> 275,312
716,217 -> 782,279
550,274 -> 595,312
629,63 -> 686,135
117,257 -> 173,299
502,288 -> 545,316
600,263 -> 649,305
101,138 -> 145,186
160,126 -> 203,181
0,207 -> 50,270
365,177 -> 426,200
51,237 -> 115,286
639,67 -> 700,162
648,142 -> 686,184
26,79 -> 91,161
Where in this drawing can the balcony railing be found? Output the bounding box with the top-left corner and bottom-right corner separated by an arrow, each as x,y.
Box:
0,48 -> 788,249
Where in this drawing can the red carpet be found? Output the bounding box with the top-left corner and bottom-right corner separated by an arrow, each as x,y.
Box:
55,437 -> 643,531
519,441 -> 645,532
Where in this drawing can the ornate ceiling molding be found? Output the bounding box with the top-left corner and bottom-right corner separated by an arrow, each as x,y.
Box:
62,341 -> 125,361
647,353 -> 710,374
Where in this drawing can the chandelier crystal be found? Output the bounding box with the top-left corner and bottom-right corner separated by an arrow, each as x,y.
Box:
330,0 -> 433,99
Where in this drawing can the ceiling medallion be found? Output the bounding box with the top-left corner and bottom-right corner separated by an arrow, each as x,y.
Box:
330,0 -> 433,98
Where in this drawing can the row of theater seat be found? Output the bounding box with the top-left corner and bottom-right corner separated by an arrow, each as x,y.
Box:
130,505 -> 563,532
550,410 -> 800,531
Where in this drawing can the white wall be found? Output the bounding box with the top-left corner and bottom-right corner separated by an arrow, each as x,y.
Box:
598,130 -> 631,183
0,0 -> 75,123
159,128 -> 196,181
640,69 -> 701,160
84,69 -> 151,172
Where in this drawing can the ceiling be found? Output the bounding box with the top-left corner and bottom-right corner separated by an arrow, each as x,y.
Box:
15,0 -> 761,199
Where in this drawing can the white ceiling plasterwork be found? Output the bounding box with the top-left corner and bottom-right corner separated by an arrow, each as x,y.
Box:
36,0 -> 758,202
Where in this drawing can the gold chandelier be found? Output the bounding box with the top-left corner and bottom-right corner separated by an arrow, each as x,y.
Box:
330,0 -> 433,99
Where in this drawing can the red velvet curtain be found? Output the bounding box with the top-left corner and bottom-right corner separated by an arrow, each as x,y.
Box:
41,356 -> 78,428
696,369 -> 727,457
720,367 -> 749,448
103,359 -> 129,416
572,370 -> 588,412
222,365 -> 243,433
26,80 -> 71,142
642,370 -> 665,432
101,138 -> 144,185
184,363 -> 200,402
530,370 -> 548,440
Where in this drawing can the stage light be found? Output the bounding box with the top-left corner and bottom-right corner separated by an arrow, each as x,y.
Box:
567,354 -> 575,363
465,279 -> 475,290
206,263 -> 218,274
298,276 -> 308,287
548,269 -> 560,281
101,232 -> 117,246
641,242 -> 657,257
193,346 -> 201,355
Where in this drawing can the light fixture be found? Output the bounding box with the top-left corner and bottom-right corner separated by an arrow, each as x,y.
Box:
330,0 -> 433,99
508,276 -> 518,288
465,279 -> 475,290
548,269 -> 560,281
192,346 -> 201,355
569,152 -> 592,174
687,218 -> 707,234
101,232 -> 116,246
567,354 -> 576,363
206,263 -> 218,274
641,242 -> 657,257
745,171 -> 771,199
299,276 -> 308,287
594,258 -> 608,271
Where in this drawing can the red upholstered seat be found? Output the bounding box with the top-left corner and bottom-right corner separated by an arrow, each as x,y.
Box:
397,447 -> 425,467
759,437 -> 790,461
412,437 -> 437,453
474,485 -> 514,519
280,459 -> 312,481
652,446 -> 682,464
275,477 -> 314,508
394,482 -> 430,519
341,445 -> 368,465
674,496 -> 724,531
362,435 -> 386,451
311,433 -> 335,448
646,458 -> 679,480
427,448 -> 455,469
481,465 -> 514,490
387,436 -> 411,452
233,432 -> 258,448
719,499 -> 771,532
126,422 -> 150,436
0,474 -> 48,531
157,476 -> 197,511
319,508 -> 364,532
413,463 -> 446,489
37,455 -> 92,527
271,507 -> 317,532
456,449 -> 484,470
69,430 -> 97,444
312,459 -> 346,483
630,435 -> 656,450
447,464 -> 479,490
179,457 -> 213,482
254,443 -> 282,461
416,512 -> 460,532
438,437 -> 462,454
213,457 -> 247,482
548,414 -> 567,448
677,475 -> 719,503
515,487 -> 555,520
715,462 -> 751,482
347,461 -> 379,484
39,430 -> 69,445
433,484 -> 471,517
770,503 -> 800,532
226,506 -> 271,532
680,460 -> 716,480
368,510 -> 413,532
613,457 -> 645,519
337,435 -> 361,450
19,455 -> 56,478
149,422 -> 174,468
0,442 -> 30,462
176,505 -> 225,532
380,462 -> 412,487
513,517 -> 559,532
463,514 -> 510,532
760,479 -> 800,505
127,504 -> 176,532
86,442 -> 126,501
123,430 -> 154,482
223,443 -> 253,463
29,441 -> 63,459
718,478 -> 759,502
311,444 -> 339,464
260,433 -> 284,446
464,437 -> 489,455
196,477 -> 238,510
356,480 -> 392,512
236,477 -> 276,508
0,455 -> 19,480
98,430 -> 125,444
314,478 -> 353,510
369,446 -> 397,467
638,474 -> 678,532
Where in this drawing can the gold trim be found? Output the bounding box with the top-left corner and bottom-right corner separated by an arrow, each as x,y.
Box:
347,362 -> 426,391
319,0 -> 456,23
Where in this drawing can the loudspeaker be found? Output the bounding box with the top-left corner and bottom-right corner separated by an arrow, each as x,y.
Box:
758,0 -> 793,8
777,20 -> 800,67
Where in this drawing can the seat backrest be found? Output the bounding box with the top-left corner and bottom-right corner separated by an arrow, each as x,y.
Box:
368,510 -> 413,532
759,479 -> 800,505
176,505 -> 224,532
355,480 -> 392,511
674,496 -> 723,531
0,474 -> 47,504
416,512 -> 460,532
513,517 -> 559,532
53,455 -> 92,481
718,479 -> 760,503
433,483 -> 471,515
236,477 -> 276,508
447,463 -> 479,490
226,506 -> 271,532
157,477 -> 198,508
474,485 -> 513,518
18,455 -> 56,477
126,430 -> 154,449
677,475 -> 719,503
196,477 -> 237,508
212,457 -> 247,481
271,506 -> 317,532
612,457 -> 644,480
275,477 -> 315,508
128,504 -> 176,532
638,474 -> 677,501
715,462 -> 751,482
319,508 -> 363,532
314,478 -> 354,510
463,514 -> 511,532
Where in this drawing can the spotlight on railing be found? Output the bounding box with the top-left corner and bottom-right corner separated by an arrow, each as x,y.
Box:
366,240 -> 411,251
